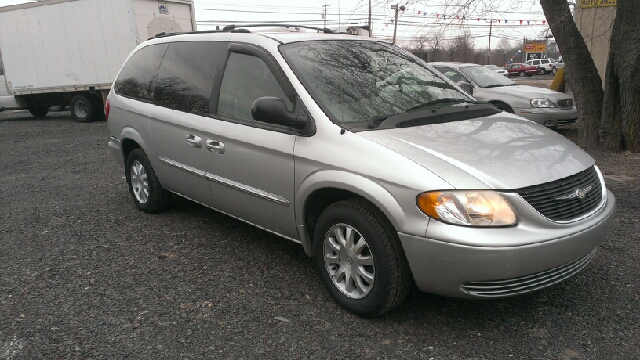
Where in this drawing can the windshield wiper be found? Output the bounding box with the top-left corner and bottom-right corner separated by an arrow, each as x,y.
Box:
484,84 -> 516,88
405,98 -> 481,112
367,113 -> 398,129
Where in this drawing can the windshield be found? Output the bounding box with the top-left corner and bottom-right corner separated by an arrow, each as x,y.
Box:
279,40 -> 470,124
459,66 -> 515,88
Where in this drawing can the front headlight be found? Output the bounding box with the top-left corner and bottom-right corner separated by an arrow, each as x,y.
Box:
530,98 -> 556,108
417,190 -> 517,227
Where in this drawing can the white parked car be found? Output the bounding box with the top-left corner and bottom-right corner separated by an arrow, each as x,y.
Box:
524,58 -> 555,74
484,64 -> 509,77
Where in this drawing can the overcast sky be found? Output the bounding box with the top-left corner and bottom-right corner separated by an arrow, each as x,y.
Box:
0,0 -> 549,49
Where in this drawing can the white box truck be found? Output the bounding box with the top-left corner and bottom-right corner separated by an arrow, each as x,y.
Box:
0,0 -> 196,122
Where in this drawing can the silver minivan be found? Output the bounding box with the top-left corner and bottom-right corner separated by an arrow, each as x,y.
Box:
107,30 -> 615,316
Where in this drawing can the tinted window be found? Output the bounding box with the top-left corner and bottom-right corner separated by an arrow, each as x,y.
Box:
217,52 -> 292,122
154,41 -> 227,116
114,44 -> 167,102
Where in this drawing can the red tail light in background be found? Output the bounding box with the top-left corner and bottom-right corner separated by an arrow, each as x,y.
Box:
105,100 -> 110,122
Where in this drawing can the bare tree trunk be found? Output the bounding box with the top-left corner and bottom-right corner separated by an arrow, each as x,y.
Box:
540,0 -> 604,149
600,0 -> 640,152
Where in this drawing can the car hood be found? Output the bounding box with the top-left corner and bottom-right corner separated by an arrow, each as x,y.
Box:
358,113 -> 594,189
480,85 -> 572,101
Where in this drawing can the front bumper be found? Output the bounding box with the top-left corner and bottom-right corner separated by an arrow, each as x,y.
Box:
399,190 -> 615,298
515,106 -> 578,127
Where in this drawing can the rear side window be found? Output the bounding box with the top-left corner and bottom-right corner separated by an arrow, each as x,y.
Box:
154,41 -> 227,116
114,44 -> 167,102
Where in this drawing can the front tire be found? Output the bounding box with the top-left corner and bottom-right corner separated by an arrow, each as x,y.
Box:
28,106 -> 49,118
125,149 -> 171,213
519,71 -> 526,77
313,199 -> 412,317
70,95 -> 100,122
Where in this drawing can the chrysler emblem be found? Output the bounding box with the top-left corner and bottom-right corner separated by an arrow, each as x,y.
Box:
556,184 -> 593,200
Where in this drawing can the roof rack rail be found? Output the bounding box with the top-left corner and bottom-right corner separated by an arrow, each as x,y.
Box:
222,24 -> 334,34
150,24 -> 334,40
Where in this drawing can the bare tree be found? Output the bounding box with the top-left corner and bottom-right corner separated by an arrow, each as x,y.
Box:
542,0 -> 639,151
447,31 -> 475,63
599,0 -> 640,151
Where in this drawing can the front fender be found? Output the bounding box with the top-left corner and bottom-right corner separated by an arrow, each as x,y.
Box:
295,170 -> 410,256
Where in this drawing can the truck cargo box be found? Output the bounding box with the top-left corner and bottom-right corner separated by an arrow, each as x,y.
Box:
0,0 -> 195,121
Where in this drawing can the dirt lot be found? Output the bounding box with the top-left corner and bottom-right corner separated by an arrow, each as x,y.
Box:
1,110 -> 639,359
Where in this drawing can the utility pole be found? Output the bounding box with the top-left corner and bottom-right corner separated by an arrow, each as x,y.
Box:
487,19 -> 493,65
368,0 -> 372,37
322,4 -> 329,29
391,4 -> 405,45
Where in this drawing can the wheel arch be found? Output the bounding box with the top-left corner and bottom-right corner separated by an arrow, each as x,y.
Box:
296,171 -> 405,257
119,127 -> 148,164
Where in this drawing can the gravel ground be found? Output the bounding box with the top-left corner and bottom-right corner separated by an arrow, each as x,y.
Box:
1,111 -> 638,359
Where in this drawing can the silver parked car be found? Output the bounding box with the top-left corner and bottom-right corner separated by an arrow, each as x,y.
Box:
432,62 -> 578,128
106,30 -> 615,317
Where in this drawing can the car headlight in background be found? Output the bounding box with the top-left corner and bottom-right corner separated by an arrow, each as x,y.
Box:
417,190 -> 517,226
530,98 -> 557,108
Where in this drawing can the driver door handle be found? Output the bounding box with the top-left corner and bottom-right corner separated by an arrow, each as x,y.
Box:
186,134 -> 202,148
206,139 -> 225,154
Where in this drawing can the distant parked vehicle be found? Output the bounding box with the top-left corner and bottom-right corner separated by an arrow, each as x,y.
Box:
524,58 -> 555,74
552,58 -> 565,75
0,0 -> 196,121
505,63 -> 539,77
431,62 -> 578,128
484,64 -> 509,77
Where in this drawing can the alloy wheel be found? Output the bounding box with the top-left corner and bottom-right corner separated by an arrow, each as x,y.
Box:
130,160 -> 149,204
323,223 -> 375,299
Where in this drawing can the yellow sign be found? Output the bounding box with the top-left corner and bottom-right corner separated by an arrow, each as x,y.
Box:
580,0 -> 616,8
524,40 -> 547,53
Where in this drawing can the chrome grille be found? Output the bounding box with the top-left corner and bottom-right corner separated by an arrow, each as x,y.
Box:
461,249 -> 597,297
516,166 -> 602,222
556,99 -> 573,108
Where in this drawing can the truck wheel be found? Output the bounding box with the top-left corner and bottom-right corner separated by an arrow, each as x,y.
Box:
125,149 -> 172,213
28,106 -> 49,118
313,199 -> 412,317
71,95 -> 99,122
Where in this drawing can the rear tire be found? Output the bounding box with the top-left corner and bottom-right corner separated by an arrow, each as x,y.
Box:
70,95 -> 100,122
28,106 -> 49,118
125,149 -> 172,213
313,199 -> 412,317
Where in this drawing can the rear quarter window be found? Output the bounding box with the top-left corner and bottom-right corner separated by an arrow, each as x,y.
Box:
154,41 -> 228,116
114,44 -> 167,102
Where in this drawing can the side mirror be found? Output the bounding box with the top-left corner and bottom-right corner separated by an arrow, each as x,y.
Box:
456,81 -> 474,96
251,96 -> 309,130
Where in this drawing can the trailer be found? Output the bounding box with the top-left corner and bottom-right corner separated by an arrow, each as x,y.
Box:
0,0 -> 196,122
